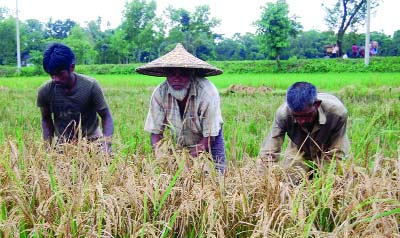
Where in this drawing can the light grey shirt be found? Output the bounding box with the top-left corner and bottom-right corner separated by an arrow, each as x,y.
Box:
145,77 -> 223,147
259,93 -> 350,162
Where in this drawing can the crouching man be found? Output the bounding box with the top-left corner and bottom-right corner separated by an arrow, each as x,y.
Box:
258,82 -> 350,181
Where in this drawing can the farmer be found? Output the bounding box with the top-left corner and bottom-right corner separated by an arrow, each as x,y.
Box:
331,44 -> 339,58
136,43 -> 226,173
257,82 -> 350,181
359,46 -> 365,58
352,43 -> 359,58
37,43 -> 114,153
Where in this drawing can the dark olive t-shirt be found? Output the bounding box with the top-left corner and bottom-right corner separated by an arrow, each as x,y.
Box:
37,73 -> 108,140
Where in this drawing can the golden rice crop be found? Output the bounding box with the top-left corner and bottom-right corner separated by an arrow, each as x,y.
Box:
1,138 -> 399,237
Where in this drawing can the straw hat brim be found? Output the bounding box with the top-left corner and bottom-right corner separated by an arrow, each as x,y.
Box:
135,43 -> 223,77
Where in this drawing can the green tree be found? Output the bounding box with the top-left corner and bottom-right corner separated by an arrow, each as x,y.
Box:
164,5 -> 220,59
234,33 -> 264,60
389,30 -> 400,56
45,18 -> 77,39
21,19 -> 46,63
122,0 -> 161,62
289,30 -> 335,58
0,7 -> 11,20
323,0 -> 381,56
189,5 -> 220,57
108,28 -> 130,64
63,25 -> 97,64
28,50 -> 44,74
215,38 -> 241,60
255,0 -> 302,68
342,31 -> 363,55
369,31 -> 391,56
215,33 -> 263,61
164,7 -> 190,47
85,17 -> 107,64
0,16 -> 16,65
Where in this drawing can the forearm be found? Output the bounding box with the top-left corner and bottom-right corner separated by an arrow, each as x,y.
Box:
99,108 -> 114,138
258,134 -> 283,162
258,115 -> 286,161
41,119 -> 55,144
326,119 -> 350,160
150,133 -> 163,151
101,117 -> 114,138
325,140 -> 350,160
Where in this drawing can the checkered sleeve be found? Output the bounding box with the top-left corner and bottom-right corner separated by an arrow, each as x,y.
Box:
144,86 -> 166,134
201,92 -> 222,137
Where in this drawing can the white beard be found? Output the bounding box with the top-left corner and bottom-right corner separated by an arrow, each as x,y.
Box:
168,82 -> 190,101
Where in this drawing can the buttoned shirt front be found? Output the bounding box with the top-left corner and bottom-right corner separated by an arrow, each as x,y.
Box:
144,77 -> 223,147
259,93 -> 350,162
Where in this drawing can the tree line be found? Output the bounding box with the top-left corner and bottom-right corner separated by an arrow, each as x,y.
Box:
1,0 -> 399,67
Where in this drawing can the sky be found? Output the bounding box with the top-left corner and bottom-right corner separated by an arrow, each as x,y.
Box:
2,0 -> 399,37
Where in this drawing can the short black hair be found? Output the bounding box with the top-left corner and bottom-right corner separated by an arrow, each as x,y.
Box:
286,82 -> 317,112
42,43 -> 76,75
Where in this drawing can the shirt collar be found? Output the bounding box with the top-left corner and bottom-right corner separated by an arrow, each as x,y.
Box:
188,78 -> 197,97
317,105 -> 326,124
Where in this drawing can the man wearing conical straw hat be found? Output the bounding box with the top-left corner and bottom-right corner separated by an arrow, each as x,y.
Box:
136,43 -> 226,173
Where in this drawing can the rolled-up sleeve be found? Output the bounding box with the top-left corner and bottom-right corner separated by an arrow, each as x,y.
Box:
258,106 -> 287,162
327,112 -> 350,159
200,93 -> 223,137
144,87 -> 166,134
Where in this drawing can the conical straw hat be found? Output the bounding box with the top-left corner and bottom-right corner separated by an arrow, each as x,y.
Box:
135,43 -> 223,77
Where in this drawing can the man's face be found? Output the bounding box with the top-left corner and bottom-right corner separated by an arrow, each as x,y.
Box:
292,103 -> 319,129
166,68 -> 192,90
51,64 -> 75,89
51,69 -> 72,87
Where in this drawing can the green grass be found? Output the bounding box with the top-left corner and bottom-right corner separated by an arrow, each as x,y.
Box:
1,72 -> 399,160
0,72 -> 399,237
2,72 -> 400,89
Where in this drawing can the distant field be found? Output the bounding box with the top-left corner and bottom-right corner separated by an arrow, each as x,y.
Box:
0,72 -> 399,237
1,72 -> 399,158
2,72 -> 400,89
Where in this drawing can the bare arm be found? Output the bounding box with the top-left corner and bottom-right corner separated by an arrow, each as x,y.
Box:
97,108 -> 114,138
40,106 -> 55,147
97,108 -> 114,153
150,133 -> 163,151
325,114 -> 350,160
258,116 -> 286,162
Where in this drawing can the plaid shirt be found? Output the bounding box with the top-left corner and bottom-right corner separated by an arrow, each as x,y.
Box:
145,77 -> 223,147
259,93 -> 350,162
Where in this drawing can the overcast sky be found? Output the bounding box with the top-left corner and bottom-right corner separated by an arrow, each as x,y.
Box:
2,0 -> 399,37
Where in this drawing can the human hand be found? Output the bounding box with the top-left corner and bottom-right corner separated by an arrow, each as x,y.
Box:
323,150 -> 338,161
45,142 -> 51,153
257,154 -> 278,174
101,137 -> 112,155
154,145 -> 164,159
189,144 -> 206,157
260,153 -> 279,163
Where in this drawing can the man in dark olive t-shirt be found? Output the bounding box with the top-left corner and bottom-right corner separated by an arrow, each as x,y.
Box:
37,43 -> 114,152
37,73 -> 108,139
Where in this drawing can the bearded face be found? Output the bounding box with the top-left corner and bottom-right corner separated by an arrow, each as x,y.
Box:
166,68 -> 193,100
